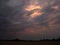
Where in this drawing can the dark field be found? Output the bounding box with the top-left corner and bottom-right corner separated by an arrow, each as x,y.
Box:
0,41 -> 60,45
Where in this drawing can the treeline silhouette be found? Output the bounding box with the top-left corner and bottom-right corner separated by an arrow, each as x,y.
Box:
0,38 -> 60,41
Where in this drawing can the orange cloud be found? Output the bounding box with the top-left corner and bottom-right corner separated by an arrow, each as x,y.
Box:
24,0 -> 42,12
25,4 -> 42,11
30,10 -> 44,18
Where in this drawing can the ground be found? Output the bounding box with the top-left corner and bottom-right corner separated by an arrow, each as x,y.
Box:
0,41 -> 60,45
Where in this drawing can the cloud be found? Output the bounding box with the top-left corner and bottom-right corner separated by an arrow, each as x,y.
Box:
0,0 -> 60,40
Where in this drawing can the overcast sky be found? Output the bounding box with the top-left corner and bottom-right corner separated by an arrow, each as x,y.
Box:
0,0 -> 60,40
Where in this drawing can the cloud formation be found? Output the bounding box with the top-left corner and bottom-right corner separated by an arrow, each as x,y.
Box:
0,0 -> 60,40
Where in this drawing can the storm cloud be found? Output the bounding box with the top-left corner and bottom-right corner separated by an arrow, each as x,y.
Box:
0,0 -> 60,40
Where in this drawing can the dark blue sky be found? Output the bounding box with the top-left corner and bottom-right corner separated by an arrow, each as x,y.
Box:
0,0 -> 60,40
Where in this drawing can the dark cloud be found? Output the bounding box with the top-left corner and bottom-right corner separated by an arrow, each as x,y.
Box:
0,0 -> 30,39
0,0 -> 60,40
0,0 -> 13,39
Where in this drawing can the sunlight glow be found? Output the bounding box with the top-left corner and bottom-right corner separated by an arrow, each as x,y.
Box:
30,10 -> 44,18
25,4 -> 42,11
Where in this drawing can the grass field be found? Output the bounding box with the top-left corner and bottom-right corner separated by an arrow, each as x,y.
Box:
0,41 -> 60,45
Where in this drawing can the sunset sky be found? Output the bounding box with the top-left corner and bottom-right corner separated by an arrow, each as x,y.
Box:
0,0 -> 60,40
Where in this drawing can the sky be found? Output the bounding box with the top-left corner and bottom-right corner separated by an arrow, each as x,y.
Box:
0,0 -> 60,40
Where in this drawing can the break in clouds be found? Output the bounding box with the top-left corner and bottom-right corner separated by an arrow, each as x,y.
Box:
0,0 -> 60,40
